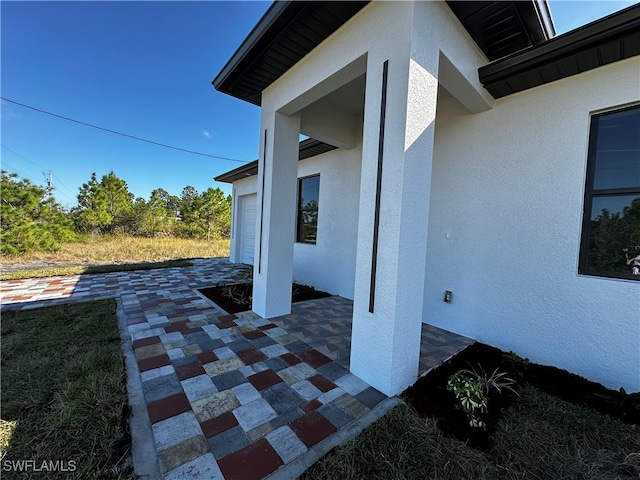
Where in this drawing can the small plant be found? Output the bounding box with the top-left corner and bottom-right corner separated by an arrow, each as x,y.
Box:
447,371 -> 489,428
447,364 -> 518,429
221,285 -> 251,306
470,363 -> 518,395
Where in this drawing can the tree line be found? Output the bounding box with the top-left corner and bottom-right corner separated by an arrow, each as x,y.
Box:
1,170 -> 231,254
586,197 -> 640,274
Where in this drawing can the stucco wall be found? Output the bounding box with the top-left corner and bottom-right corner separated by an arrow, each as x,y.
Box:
424,57 -> 640,391
293,146 -> 362,299
230,146 -> 361,299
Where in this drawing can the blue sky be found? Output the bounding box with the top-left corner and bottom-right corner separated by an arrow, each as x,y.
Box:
2,1 -> 637,208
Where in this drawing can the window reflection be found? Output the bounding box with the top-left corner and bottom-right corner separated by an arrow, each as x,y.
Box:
586,195 -> 640,275
581,104 -> 640,280
297,175 -> 319,244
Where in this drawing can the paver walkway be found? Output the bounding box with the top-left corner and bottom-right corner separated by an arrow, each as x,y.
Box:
1,258 -> 473,479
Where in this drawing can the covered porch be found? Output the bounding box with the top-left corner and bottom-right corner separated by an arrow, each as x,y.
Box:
227,1 -> 495,396
238,296 -> 475,380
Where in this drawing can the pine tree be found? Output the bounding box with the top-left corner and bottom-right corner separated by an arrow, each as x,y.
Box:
0,171 -> 76,254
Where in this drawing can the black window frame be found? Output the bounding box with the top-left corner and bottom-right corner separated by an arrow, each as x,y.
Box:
296,174 -> 320,244
579,103 -> 640,281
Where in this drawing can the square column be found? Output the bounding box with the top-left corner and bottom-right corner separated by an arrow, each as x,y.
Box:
252,111 -> 300,318
350,54 -> 439,396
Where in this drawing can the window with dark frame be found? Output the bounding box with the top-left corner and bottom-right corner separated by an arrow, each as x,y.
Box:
579,104 -> 640,280
296,175 -> 320,244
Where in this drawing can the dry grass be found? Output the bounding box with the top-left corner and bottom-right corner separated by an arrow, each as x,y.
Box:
1,236 -> 230,267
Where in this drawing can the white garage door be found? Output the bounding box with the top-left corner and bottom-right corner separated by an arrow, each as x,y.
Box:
240,194 -> 257,265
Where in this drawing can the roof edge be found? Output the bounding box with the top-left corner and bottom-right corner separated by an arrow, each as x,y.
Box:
215,139 -> 337,184
479,3 -> 640,97
212,1 -> 292,92
533,0 -> 556,40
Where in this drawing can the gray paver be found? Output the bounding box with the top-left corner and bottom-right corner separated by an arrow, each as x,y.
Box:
167,348 -> 186,360
211,369 -> 247,391
158,435 -> 209,474
140,364 -> 175,382
181,374 -> 218,402
203,357 -> 244,376
278,363 -> 317,385
291,380 -> 323,401
142,373 -> 183,403
207,425 -> 250,460
316,362 -> 350,381
334,373 -> 370,395
226,338 -> 254,352
266,426 -> 308,463
231,382 -> 262,405
163,453 -> 224,480
152,411 -> 202,451
212,346 -> 235,360
192,390 -> 240,422
233,398 -> 277,431
318,402 -> 354,429
334,393 -> 369,419
171,355 -> 198,367
270,409 -> 305,429
260,344 -> 289,357
262,382 -> 305,415
247,422 -> 274,441
264,356 -> 288,371
355,386 -> 388,409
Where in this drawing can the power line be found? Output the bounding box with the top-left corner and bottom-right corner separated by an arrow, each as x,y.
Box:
1,97 -> 250,163
1,143 -> 77,199
1,162 -> 42,184
1,144 -> 47,170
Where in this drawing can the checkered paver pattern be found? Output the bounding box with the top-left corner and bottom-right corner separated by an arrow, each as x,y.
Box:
135,305 -> 387,479
261,296 -> 475,377
1,259 -> 474,479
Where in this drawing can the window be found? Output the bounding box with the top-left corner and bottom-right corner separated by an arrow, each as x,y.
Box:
297,175 -> 320,244
579,105 -> 640,280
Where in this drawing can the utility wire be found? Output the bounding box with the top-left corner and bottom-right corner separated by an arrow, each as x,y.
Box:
1,97 -> 250,163
1,162 -> 42,184
1,166 -> 76,205
1,144 -> 77,199
2,144 -> 47,170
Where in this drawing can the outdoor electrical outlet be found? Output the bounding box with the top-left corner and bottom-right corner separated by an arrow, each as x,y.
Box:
444,291 -> 452,303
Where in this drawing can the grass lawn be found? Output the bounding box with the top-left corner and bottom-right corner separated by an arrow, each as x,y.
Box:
0,236 -> 230,280
304,387 -> 640,479
0,299 -> 133,479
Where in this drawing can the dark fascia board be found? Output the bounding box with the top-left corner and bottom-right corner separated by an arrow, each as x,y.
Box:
213,1 -> 552,105
214,139 -> 337,183
479,4 -> 640,98
212,1 -> 294,105
213,1 -> 369,106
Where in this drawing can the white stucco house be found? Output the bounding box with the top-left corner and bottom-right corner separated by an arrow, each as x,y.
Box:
213,0 -> 640,396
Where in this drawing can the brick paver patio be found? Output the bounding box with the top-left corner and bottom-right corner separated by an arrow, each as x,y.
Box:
0,258 -> 473,479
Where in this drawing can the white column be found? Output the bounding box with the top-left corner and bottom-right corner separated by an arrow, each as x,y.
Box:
350,52 -> 439,396
252,111 -> 300,318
